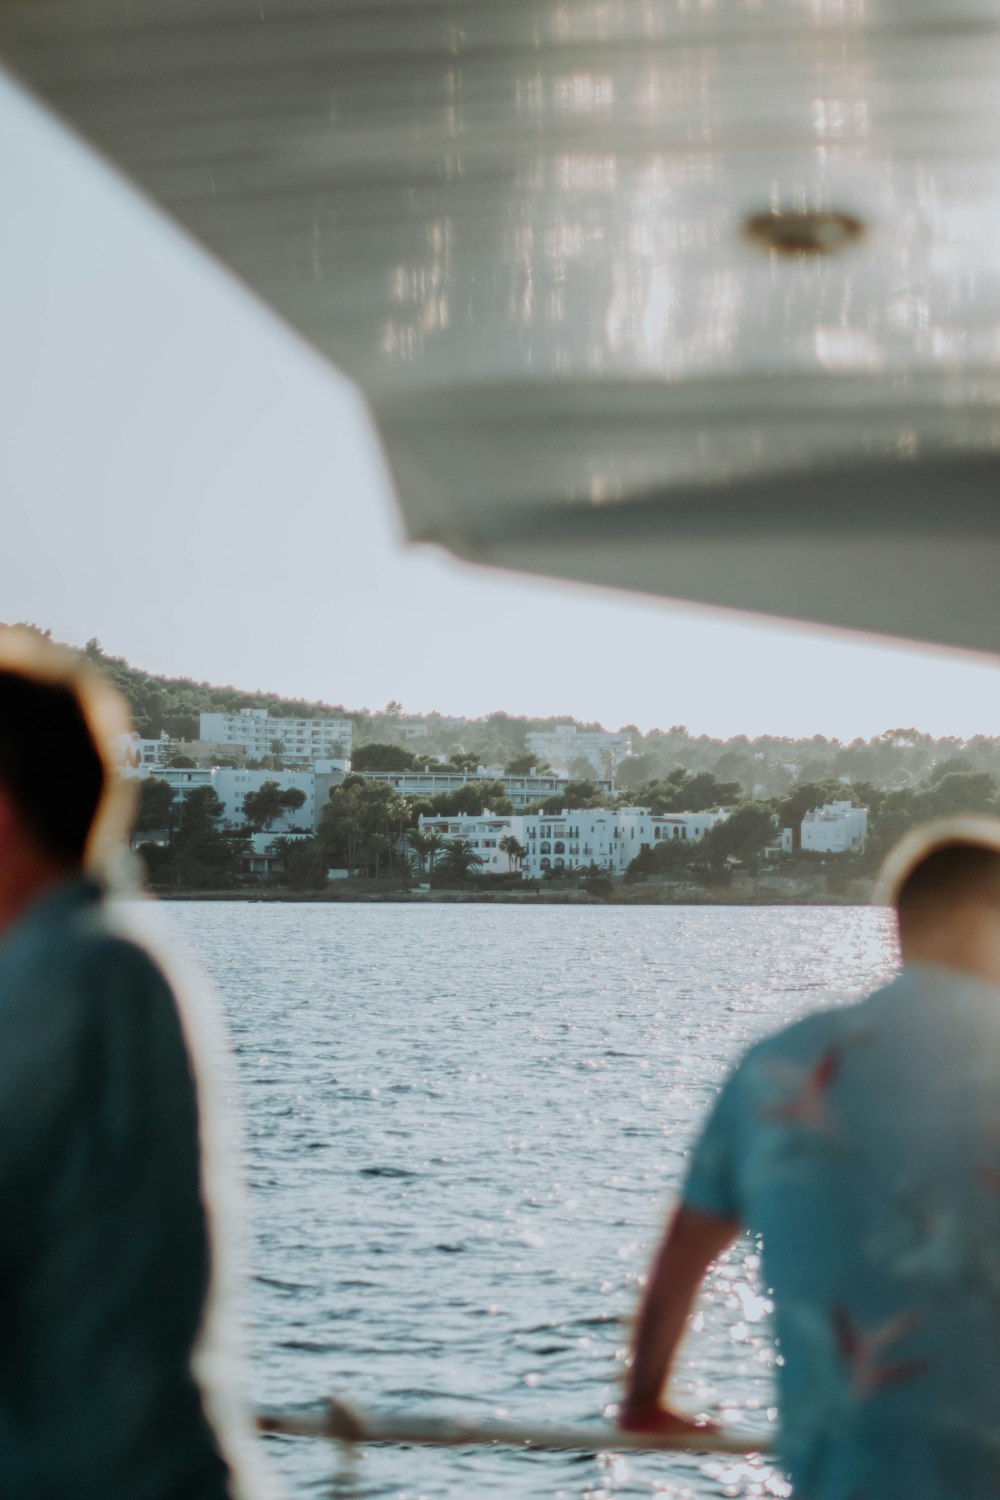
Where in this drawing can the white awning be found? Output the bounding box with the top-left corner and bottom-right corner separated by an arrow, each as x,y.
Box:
3,0 -> 999,652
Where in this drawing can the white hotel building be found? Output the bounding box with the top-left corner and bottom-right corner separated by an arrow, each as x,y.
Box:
417,806 -> 727,878
800,800 -> 868,853
199,708 -> 352,766
125,766 -> 316,834
525,725 -> 633,777
364,767 -> 613,811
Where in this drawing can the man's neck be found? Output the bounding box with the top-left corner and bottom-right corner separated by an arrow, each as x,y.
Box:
901,920 -> 1000,989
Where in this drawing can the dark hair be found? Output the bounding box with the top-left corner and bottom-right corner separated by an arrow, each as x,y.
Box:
895,841 -> 1000,928
0,669 -> 106,865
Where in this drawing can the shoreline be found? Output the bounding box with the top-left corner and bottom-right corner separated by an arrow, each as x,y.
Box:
155,880 -> 874,907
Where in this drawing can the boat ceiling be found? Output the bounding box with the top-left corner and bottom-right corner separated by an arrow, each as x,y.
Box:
2,0 -> 999,655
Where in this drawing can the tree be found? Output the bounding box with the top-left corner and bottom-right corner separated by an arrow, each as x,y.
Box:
499,834 -> 526,872
616,753 -> 662,789
927,755 -> 976,784
243,780 -> 308,831
318,779 -> 412,877
434,838 -> 485,883
406,827 -> 432,876
269,837 -> 327,891
440,754 -> 480,773
922,770 -> 999,818
269,737 -> 286,766
562,779 -> 609,807
505,752 -> 550,775
624,839 -> 698,884
666,770 -> 742,811
776,781 -> 844,849
423,830 -> 446,872
135,776 -> 177,834
166,754 -> 197,769
566,756 -> 597,780
703,803 -> 777,873
424,782 -> 514,817
351,742 -> 417,772
162,786 -> 245,889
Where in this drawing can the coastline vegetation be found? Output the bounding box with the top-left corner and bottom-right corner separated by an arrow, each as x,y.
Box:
14,629 -> 1000,899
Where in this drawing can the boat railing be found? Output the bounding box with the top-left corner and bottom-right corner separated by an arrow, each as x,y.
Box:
256,1398 -> 771,1455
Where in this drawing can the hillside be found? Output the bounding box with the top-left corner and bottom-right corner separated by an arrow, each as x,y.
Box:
9,626 -> 1000,801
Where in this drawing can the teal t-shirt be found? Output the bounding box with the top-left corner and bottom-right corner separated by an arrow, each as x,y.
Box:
0,879 -> 232,1498
684,965 -> 1000,1498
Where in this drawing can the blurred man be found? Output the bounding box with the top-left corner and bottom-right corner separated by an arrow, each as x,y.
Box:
621,819 -> 1000,1498
0,631 -> 267,1498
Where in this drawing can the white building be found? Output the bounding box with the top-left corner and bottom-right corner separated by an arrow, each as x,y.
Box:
521,809 -> 624,876
126,765 -> 316,833
416,804 -> 724,878
365,767 -> 613,811
525,725 -> 633,778
800,801 -> 868,853
199,708 -> 352,765
616,807 -> 728,868
417,812 -> 524,875
114,731 -> 175,769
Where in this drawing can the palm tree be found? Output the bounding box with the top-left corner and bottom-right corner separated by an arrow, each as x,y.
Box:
435,838 -> 485,883
423,830 -> 446,873
499,835 -> 527,873
406,827 -> 431,876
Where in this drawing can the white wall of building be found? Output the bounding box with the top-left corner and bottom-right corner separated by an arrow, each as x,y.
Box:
617,807 -> 728,868
417,812 -> 524,874
525,726 -> 633,777
416,805 -> 724,878
114,731 -> 173,768
800,801 -> 868,853
199,708 -> 352,765
126,765 -> 316,832
522,810 -> 623,876
367,768 -> 612,811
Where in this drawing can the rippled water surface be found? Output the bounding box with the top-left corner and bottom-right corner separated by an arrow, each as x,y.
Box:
172,903 -> 896,1499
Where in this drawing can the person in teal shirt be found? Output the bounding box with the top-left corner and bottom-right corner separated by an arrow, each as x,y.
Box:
621,821 -> 1000,1499
0,631 -> 270,1498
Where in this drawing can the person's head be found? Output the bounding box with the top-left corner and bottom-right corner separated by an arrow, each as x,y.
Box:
0,629 -> 134,906
877,817 -> 1000,982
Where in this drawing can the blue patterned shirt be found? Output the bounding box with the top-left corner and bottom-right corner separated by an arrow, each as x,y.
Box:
684,964 -> 1000,1499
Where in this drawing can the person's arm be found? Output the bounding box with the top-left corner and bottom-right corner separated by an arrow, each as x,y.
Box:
619,1206 -> 740,1433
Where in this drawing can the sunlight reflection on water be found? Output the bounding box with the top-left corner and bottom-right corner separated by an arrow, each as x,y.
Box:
175,903 -> 896,1498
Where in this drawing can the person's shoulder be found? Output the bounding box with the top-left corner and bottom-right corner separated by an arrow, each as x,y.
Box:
741,993 -> 870,1072
57,903 -> 174,999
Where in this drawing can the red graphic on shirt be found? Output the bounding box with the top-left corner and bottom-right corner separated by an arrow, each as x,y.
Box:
762,1047 -> 841,1133
833,1307 -> 926,1399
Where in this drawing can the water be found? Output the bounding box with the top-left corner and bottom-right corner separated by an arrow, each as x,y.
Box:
172,903 -> 897,1499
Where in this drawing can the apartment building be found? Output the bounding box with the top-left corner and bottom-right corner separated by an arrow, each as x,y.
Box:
525,725 -> 633,777
364,767 -> 613,811
199,708 -> 352,765
126,765 -> 316,833
801,800 -> 868,853
416,805 -> 725,878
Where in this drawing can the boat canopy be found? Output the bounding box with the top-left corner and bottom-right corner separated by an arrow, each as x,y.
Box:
3,0 -> 1000,654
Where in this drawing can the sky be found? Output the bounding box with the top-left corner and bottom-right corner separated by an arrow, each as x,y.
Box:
2,67 -> 1000,743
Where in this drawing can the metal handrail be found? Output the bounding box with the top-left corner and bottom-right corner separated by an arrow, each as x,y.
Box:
257,1399 -> 772,1455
